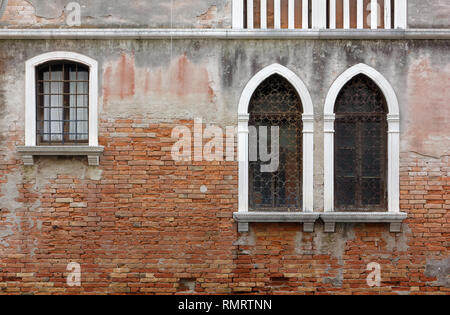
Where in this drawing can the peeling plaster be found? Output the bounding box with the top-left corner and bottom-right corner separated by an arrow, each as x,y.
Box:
313,224 -> 356,264
102,52 -> 219,122
382,225 -> 410,253
409,0 -> 450,28
424,257 -> 450,288
0,172 -> 22,247
406,56 -> 450,157
24,157 -> 90,191
24,0 -> 231,28
323,269 -> 343,288
233,229 -> 255,246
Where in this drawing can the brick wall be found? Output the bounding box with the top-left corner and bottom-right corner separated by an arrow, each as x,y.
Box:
0,118 -> 448,294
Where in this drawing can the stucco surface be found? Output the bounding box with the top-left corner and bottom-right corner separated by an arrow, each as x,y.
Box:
0,0 -> 232,28
0,37 -> 448,294
0,0 -> 448,29
0,39 -> 449,209
409,0 -> 450,29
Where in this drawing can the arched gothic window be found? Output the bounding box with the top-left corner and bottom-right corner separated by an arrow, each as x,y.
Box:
248,74 -> 303,211
334,74 -> 388,211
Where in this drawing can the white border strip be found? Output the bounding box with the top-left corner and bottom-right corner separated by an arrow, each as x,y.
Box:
323,63 -> 400,214
238,63 -> 315,214
25,51 -> 99,147
0,29 -> 449,40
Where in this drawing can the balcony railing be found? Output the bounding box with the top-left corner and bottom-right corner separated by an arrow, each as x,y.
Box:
232,0 -> 407,30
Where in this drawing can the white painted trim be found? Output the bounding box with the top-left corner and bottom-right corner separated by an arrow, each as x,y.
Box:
394,0 -> 407,29
288,0 -> 295,30
357,0 -> 364,29
312,0 -> 327,29
320,212 -> 407,232
25,51 -> 99,147
323,63 -> 400,213
371,0 -> 378,30
3,29 -> 450,40
344,0 -> 350,29
260,0 -> 267,29
232,0 -> 244,29
329,0 -> 336,29
238,63 -> 314,214
302,0 -> 309,29
384,0 -> 392,29
274,0 -> 281,29
247,0 -> 254,29
233,212 -> 320,232
17,145 -> 104,166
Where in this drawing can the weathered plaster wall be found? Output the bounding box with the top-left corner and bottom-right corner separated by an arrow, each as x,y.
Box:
409,0 -> 450,29
0,0 -> 232,28
0,39 -> 449,294
0,0 -> 449,29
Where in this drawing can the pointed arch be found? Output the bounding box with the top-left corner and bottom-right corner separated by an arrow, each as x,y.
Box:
237,64 -> 315,232
323,64 -> 400,215
239,63 -> 314,117
324,63 -> 399,116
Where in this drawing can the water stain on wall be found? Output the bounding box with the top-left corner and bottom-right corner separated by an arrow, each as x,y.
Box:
103,53 -> 214,110
406,56 -> 450,157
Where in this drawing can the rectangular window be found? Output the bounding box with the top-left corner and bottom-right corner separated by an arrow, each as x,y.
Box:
36,61 -> 89,145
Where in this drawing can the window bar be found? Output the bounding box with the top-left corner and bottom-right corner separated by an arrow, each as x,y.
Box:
302,0 -> 308,29
247,0 -> 254,29
274,0 -> 281,29
343,0 -> 350,29
87,67 -> 90,145
48,64 -> 52,145
232,0 -> 245,29
329,0 -> 336,29
261,0 -> 267,29
357,0 -> 364,29
371,0 -> 378,29
75,63 -> 78,144
384,0 -> 391,29
63,62 -> 68,144
288,0 -> 295,29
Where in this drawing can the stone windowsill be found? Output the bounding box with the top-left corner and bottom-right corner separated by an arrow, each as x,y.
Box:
233,211 -> 407,233
320,212 -> 408,233
233,212 -> 321,233
17,146 -> 104,166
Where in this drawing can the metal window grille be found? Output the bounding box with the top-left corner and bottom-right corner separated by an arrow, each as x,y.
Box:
36,61 -> 89,145
334,74 -> 388,211
249,74 -> 303,211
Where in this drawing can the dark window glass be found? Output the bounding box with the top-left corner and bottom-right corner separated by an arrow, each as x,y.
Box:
334,74 -> 388,211
249,74 -> 303,211
36,61 -> 89,145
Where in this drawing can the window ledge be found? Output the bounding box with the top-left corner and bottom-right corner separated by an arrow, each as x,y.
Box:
17,146 -> 104,166
233,212 -> 320,233
320,212 -> 408,233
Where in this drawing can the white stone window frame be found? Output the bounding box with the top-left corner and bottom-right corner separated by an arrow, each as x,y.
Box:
233,63 -> 320,233
322,63 -> 406,233
17,51 -> 103,166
